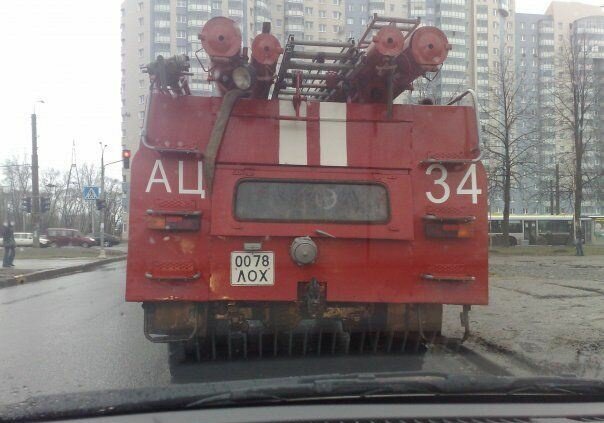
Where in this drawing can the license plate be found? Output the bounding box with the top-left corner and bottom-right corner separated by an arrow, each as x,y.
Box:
230,251 -> 274,286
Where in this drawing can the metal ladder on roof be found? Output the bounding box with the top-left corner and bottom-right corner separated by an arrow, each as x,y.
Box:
271,14 -> 422,102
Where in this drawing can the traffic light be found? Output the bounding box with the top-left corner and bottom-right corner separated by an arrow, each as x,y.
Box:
21,197 -> 32,213
40,197 -> 51,213
123,149 -> 131,169
96,199 -> 106,210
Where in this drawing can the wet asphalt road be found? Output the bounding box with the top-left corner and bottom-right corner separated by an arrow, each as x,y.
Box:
1,262 -> 501,405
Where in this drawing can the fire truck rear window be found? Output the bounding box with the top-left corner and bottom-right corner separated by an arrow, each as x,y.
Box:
235,181 -> 389,223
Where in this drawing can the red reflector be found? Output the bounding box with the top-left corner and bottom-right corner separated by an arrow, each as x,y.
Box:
425,222 -> 474,239
146,210 -> 201,231
147,216 -> 167,229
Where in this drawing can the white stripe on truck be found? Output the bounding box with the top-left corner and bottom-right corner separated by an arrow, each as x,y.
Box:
278,100 -> 307,165
319,102 -> 348,167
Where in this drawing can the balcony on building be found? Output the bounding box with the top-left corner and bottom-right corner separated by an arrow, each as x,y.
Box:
154,3 -> 170,12
188,3 -> 211,12
286,9 -> 304,17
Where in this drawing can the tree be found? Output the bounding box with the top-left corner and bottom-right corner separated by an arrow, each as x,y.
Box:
1,156 -> 31,231
552,31 -> 599,235
481,55 -> 539,246
1,161 -> 123,236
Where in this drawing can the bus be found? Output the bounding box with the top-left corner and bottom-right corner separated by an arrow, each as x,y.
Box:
488,215 -> 593,246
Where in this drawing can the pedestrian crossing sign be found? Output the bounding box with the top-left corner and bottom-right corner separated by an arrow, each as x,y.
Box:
83,186 -> 100,201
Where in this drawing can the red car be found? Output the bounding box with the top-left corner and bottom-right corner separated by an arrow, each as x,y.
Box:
45,228 -> 95,248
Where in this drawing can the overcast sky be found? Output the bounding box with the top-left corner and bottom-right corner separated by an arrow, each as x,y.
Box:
0,0 -> 601,181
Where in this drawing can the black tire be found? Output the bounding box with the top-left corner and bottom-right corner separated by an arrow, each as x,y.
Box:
509,236 -> 517,246
168,342 -> 187,377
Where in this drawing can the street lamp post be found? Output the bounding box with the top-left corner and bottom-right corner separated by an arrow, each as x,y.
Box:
31,100 -> 45,248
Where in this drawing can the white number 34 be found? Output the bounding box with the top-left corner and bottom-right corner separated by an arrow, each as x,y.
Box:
425,164 -> 482,204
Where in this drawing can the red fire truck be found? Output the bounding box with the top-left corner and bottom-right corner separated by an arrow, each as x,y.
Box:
126,14 -> 487,361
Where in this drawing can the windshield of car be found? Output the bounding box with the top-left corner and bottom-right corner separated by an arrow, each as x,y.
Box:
0,0 -> 603,419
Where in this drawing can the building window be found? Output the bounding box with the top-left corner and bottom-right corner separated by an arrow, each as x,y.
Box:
138,17 -> 144,26
138,111 -> 145,120
304,7 -> 313,15
360,5 -> 367,12
506,34 -> 512,41
493,47 -> 498,55
521,34 -> 525,41
531,23 -> 535,29
305,34 -> 313,40
521,47 -> 525,54
360,18 -> 366,25
177,15 -> 187,23
319,24 -> 326,32
177,30 -> 186,38
332,11 -> 341,19
305,21 -> 313,29
138,48 -> 144,57
139,79 -> 145,88
138,33 -> 144,42
348,4 -> 354,11
520,22 -> 524,29
332,0 -> 340,5
390,4 -> 395,11
177,0 -> 186,6
319,10 -> 326,18
347,17 -> 354,25
178,46 -> 186,54
138,95 -> 145,104
507,46 -> 512,54
333,25 -> 340,33
138,2 -> 143,11
276,19 -> 282,27
493,9 -> 497,16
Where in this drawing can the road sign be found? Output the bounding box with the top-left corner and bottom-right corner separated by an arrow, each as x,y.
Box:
83,186 -> 100,201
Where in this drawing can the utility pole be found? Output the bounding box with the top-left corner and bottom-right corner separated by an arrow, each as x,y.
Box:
99,142 -> 107,259
555,163 -> 560,214
549,180 -> 554,215
31,113 -> 40,247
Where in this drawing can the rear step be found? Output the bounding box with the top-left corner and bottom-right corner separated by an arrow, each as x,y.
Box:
172,330 -> 449,362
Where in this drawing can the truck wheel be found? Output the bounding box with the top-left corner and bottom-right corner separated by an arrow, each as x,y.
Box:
168,342 -> 187,377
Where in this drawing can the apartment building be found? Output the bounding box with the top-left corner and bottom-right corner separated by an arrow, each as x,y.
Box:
511,4 -> 603,214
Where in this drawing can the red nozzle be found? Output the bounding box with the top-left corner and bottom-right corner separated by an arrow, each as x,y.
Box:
199,16 -> 242,58
251,33 -> 283,65
370,25 -> 405,57
406,26 -> 451,71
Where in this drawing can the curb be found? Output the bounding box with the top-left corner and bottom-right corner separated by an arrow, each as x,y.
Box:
0,256 -> 126,289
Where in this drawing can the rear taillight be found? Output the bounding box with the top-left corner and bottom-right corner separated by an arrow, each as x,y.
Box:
423,215 -> 475,239
146,210 -> 201,231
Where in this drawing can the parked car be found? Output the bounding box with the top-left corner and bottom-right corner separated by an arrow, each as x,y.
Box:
87,233 -> 121,247
45,228 -> 95,248
0,232 -> 50,247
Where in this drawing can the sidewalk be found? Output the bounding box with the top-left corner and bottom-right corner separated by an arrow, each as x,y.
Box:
443,254 -> 604,378
0,249 -> 126,289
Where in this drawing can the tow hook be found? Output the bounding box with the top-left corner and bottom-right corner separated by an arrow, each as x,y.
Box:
304,277 -> 325,318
